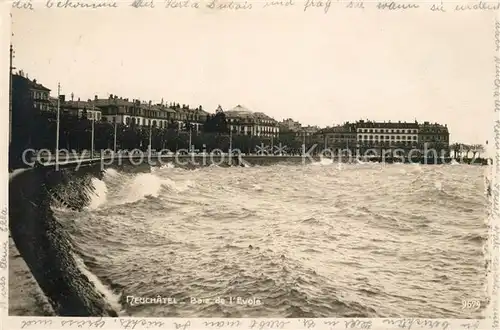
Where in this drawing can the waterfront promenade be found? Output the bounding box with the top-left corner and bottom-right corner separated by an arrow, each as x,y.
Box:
24,151 -> 490,170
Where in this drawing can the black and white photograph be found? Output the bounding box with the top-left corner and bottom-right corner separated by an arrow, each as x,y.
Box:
5,3 -> 496,322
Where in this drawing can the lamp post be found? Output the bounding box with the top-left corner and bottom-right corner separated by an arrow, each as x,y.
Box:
188,126 -> 192,153
148,102 -> 152,156
113,120 -> 117,153
148,123 -> 152,156
9,44 -> 15,145
56,83 -> 61,169
302,130 -> 306,152
91,104 -> 95,158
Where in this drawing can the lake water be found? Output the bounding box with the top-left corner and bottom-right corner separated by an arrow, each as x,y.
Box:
9,161 -> 489,318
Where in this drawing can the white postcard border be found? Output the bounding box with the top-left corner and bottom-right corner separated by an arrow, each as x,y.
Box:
0,2 -> 498,330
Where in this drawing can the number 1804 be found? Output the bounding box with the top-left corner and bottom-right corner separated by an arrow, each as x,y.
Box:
462,300 -> 481,309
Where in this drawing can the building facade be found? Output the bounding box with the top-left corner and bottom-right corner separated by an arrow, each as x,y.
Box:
315,123 -> 357,151
355,120 -> 420,153
279,118 -> 302,132
12,72 -> 52,111
223,105 -> 279,138
58,95 -> 103,120
95,95 -> 209,131
418,121 -> 450,152
312,120 -> 450,156
170,105 -> 209,132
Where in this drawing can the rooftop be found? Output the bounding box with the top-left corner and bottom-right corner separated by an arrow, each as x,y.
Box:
13,74 -> 51,92
225,105 -> 275,121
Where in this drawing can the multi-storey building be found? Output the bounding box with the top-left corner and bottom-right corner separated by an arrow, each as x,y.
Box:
315,123 -> 357,151
279,118 -> 302,132
298,125 -> 320,138
171,105 -> 209,132
224,105 -> 279,138
58,94 -> 102,120
96,95 -> 208,131
94,95 -> 172,128
11,72 -> 52,160
418,121 -> 450,151
355,120 -> 420,153
12,72 -> 52,111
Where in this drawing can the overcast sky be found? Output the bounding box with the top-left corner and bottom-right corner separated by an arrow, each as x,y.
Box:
11,6 -> 496,147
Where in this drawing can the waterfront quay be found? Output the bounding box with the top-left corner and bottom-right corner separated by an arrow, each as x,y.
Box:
31,153 -> 489,171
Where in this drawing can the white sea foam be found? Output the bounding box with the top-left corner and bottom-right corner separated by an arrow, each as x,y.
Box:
87,178 -> 108,210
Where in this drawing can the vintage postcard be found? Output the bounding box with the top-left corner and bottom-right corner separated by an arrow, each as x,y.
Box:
1,0 -> 499,329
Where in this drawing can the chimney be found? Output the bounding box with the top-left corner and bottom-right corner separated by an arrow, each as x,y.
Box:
78,97 -> 80,102
71,92 -> 74,101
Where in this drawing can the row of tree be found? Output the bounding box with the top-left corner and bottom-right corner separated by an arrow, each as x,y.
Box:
449,143 -> 486,159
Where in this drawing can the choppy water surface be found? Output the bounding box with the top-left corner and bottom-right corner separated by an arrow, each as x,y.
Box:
9,162 -> 489,318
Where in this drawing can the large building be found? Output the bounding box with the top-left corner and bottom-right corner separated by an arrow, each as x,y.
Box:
223,105 -> 279,138
418,121 -> 450,151
95,95 -> 209,131
315,123 -> 357,151
355,120 -> 420,152
300,125 -> 320,137
170,104 -> 209,132
58,94 -> 102,121
94,95 -> 169,128
313,120 -> 449,155
12,72 -> 52,111
11,72 -> 53,162
279,118 -> 302,132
